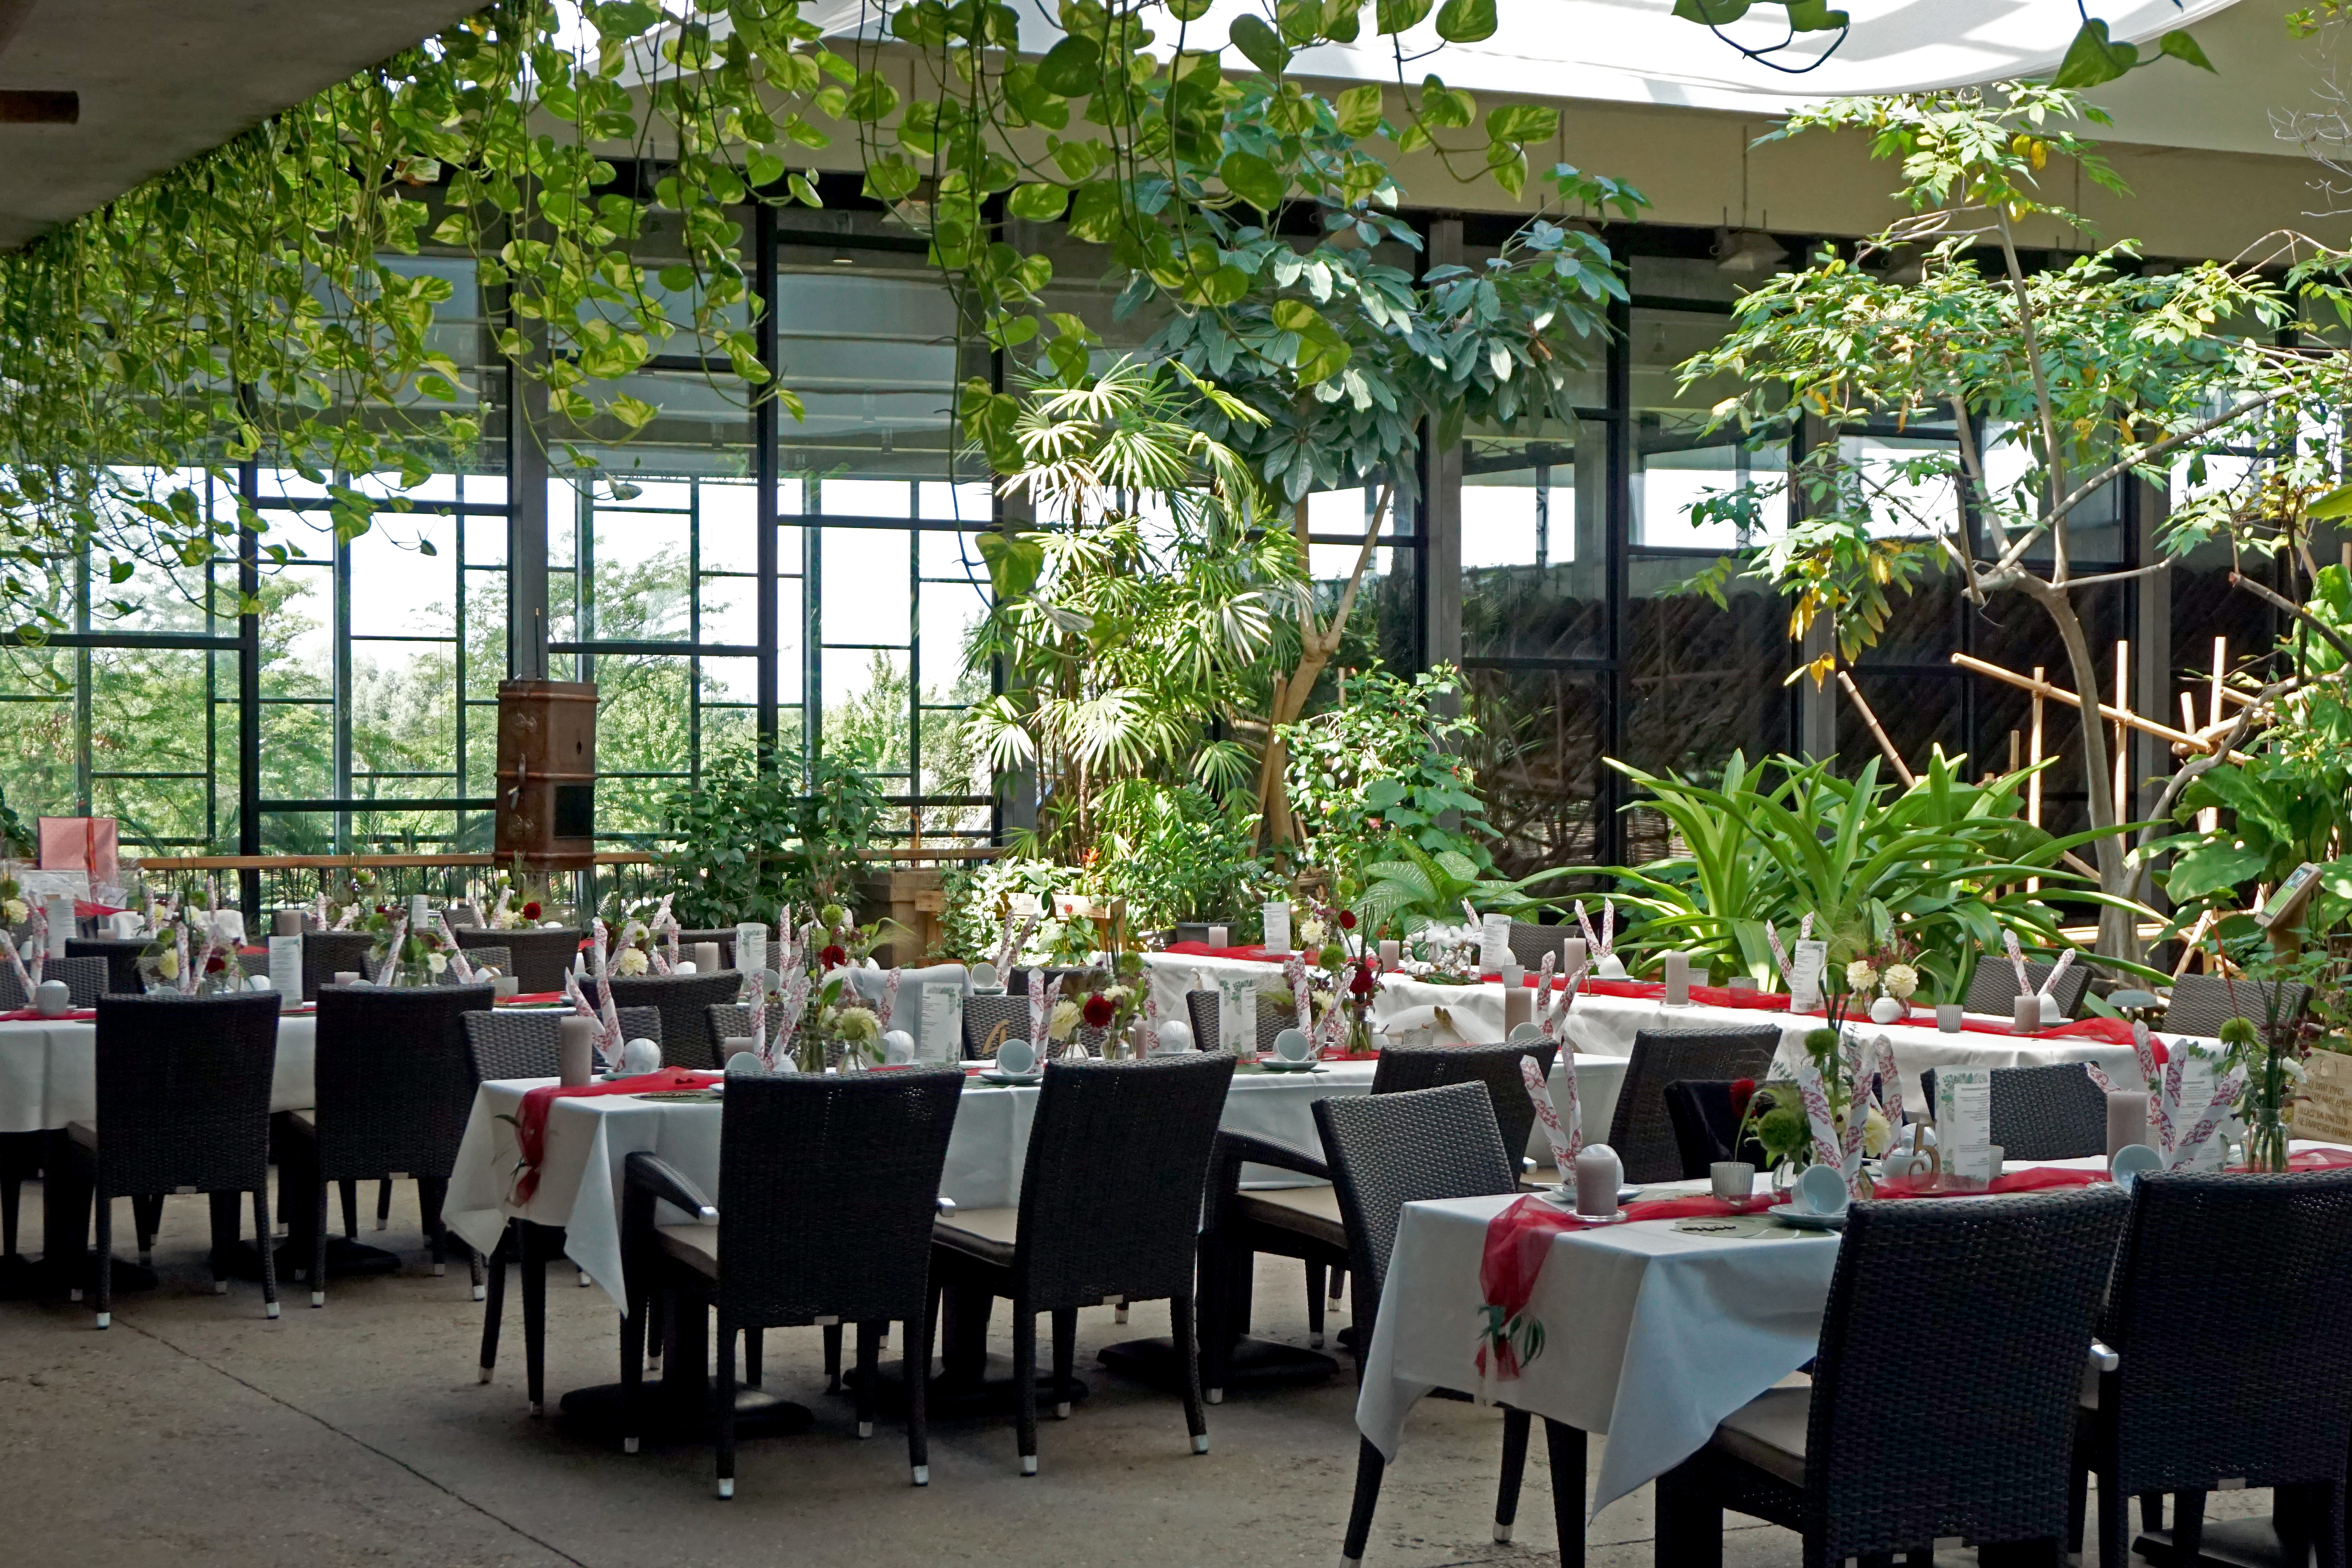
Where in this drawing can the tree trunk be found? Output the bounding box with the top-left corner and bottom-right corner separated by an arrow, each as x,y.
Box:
2026,577 -> 2139,963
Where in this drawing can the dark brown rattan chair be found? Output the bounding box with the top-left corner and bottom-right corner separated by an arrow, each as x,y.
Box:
440,944 -> 509,981
460,1005 -> 660,1411
1965,957 -> 2093,1020
1324,1082 -> 1570,1563
1655,1184 -> 2129,1568
618,1068 -> 967,1497
0,955 -> 109,1009
53,992 -> 285,1326
962,992 -> 1029,1059
458,926 -> 583,994
2072,1170 -> 2352,1568
930,1053 -> 1236,1475
65,936 -> 146,996
2162,973 -> 2311,1039
1507,920 -> 1575,972
1606,1025 -> 1783,1184
1920,1063 -> 2109,1162
1371,1041 -> 1559,1177
706,1001 -> 782,1057
591,971 -> 742,1070
300,930 -> 377,1000
1663,1081 -> 1769,1179
284,984 -> 494,1307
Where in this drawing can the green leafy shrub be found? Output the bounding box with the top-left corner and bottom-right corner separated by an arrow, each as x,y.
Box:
653,745 -> 887,928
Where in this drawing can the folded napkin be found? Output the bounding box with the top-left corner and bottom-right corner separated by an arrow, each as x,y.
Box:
509,1067 -> 721,1202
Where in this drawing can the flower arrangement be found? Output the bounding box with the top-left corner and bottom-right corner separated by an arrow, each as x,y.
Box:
0,868 -> 27,928
1843,937 -> 1921,1023
1732,1022 -> 1898,1191
137,883 -> 246,995
481,871 -> 550,931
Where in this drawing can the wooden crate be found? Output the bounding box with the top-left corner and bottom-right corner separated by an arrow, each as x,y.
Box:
2293,1048 -> 2352,1144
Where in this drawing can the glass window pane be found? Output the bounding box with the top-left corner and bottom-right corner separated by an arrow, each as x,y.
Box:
349,514 -> 457,638
919,579 -> 988,695
1462,667 -> 1606,877
820,526 -> 909,647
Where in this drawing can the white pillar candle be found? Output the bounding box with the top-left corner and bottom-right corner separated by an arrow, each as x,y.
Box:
1206,924 -> 1229,951
694,941 -> 722,975
408,893 -> 430,932
1573,1143 -> 1623,1218
1502,978 -> 1533,1034
1378,939 -> 1401,967
2012,993 -> 2042,1034
273,908 -> 303,937
559,1016 -> 598,1087
1663,950 -> 1692,1006
1561,937 -> 1587,975
2106,1091 -> 2148,1157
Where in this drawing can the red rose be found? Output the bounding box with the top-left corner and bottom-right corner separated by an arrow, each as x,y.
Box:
820,944 -> 847,969
1348,959 -> 1377,996
206,952 -> 227,974
1729,1077 -> 1756,1119
522,901 -> 542,920
1083,993 -> 1115,1028
1337,909 -> 1357,930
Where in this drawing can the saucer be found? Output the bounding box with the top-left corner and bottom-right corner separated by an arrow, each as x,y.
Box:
1774,1208 -> 1847,1231
1256,1056 -> 1323,1072
977,1069 -> 1043,1086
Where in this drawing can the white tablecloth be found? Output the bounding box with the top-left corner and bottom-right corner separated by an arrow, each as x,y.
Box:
444,1055 -> 1628,1316
0,1011 -> 321,1133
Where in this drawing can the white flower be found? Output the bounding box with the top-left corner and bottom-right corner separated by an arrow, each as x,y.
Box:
425,950 -> 449,975
1882,963 -> 1919,1001
1862,1106 -> 1893,1158
2,899 -> 24,924
1048,998 -> 1082,1041
1298,917 -> 1326,950
157,949 -> 180,980
1845,960 -> 1878,993
615,946 -> 650,976
834,1006 -> 880,1044
1102,985 -> 1131,1004
2284,1056 -> 2309,1080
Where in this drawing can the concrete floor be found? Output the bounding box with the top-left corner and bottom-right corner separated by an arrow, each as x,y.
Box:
0,1183 -> 2274,1568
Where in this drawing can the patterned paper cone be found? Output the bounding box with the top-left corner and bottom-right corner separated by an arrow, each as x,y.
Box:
370,920 -> 406,987
2081,1060 -> 2122,1096
1793,1057 -> 1847,1179
744,970 -> 768,1054
1873,1035 -> 1904,1129
1027,968 -> 1046,1048
488,888 -> 511,929
1601,899 -> 1615,956
1284,956 -> 1311,1035
2040,947 -> 2075,998
2170,1072 -> 2246,1170
1574,899 -> 1599,952
1764,920 -> 1791,988
23,905 -> 43,987
877,967 -> 901,1033
991,910 -> 1017,976
2160,1049 -> 2188,1158
1521,1054 -> 1579,1168
2004,930 -> 2030,992
174,923 -> 192,995
2,927 -> 35,1002
1799,913 -> 1814,941
436,913 -> 475,983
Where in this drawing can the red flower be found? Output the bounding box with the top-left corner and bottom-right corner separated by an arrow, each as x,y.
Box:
1729,1077 -> 1756,1119
1083,993 -> 1115,1028
820,944 -> 848,969
1349,959 -> 1377,997
206,952 -> 227,974
1337,909 -> 1357,930
521,901 -> 542,920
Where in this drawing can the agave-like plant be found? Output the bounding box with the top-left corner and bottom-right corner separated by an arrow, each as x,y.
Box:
1355,835 -> 1578,940
1599,750 -> 2160,1002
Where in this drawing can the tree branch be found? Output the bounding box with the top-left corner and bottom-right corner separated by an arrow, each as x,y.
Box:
2060,560 -> 2175,591
2043,386 -> 2294,528
2231,570 -> 2352,669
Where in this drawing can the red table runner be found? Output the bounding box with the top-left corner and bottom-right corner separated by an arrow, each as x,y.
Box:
510,1067 -> 720,1201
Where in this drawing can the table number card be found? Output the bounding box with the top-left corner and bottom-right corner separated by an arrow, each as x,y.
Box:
267,935 -> 302,1011
1480,913 -> 1515,974
916,981 -> 963,1065
1787,940 -> 1829,1011
1936,1067 -> 1992,1156
1214,972 -> 1260,1055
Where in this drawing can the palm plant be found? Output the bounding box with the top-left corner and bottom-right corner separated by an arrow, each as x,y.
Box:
1354,836 -> 1577,940
1600,750 -> 2158,1001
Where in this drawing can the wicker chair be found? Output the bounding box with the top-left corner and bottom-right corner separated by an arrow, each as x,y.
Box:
284,984 -> 493,1306
65,936 -> 147,996
1010,964 -> 1101,996
706,1000 -> 782,1057
458,926 -> 583,993
620,1068 -> 967,1496
2071,1170 -> 2352,1568
1919,1063 -> 2110,1162
930,1053 -> 1236,1475
442,944 -> 509,981
1324,1082 -> 1573,1564
460,1005 -> 660,1410
590,971 -> 742,1070
0,955 -> 110,1009
1655,1185 -> 2129,1567
300,930 -> 377,1000
1606,1025 -> 1783,1184
1663,1081 -> 1769,1178
1506,920 -> 1575,972
1183,987 -> 1290,1057
2162,973 -> 2311,1038
962,993 -> 1031,1059
51,992 -> 285,1326
1964,957 -> 2092,1020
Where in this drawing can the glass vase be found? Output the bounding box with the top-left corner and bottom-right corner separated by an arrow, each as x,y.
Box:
2246,1104 -> 2291,1173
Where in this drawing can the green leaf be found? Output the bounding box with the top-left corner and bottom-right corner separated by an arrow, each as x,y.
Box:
1361,778 -> 1407,809
975,531 -> 1046,598
1228,13 -> 1291,73
1417,75 -> 1474,129
1007,181 -> 1070,221
1375,0 -> 1431,35
1783,0 -> 1847,31
1333,82 -> 1384,137
1218,150 -> 1286,212
1066,178 -> 1123,243
1433,0 -> 1496,41
2051,19 -> 2138,89
844,70 -> 900,123
1323,0 -> 1363,41
1485,102 -> 1557,144
1198,264 -> 1251,305
2165,841 -> 2271,903
1168,0 -> 1214,17
1035,36 -> 1101,97
2158,29 -> 2216,71
1671,0 -> 1750,22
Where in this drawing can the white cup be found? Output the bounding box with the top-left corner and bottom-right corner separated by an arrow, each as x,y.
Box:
1710,1160 -> 1755,1203
674,961 -> 698,975
33,978 -> 71,1017
1937,1003 -> 1964,1033
724,1047 -> 766,1077
333,971 -> 360,986
970,961 -> 1001,993
996,1038 -> 1037,1075
617,1037 -> 662,1076
1271,1027 -> 1313,1064
491,975 -> 519,1001
882,1028 -> 915,1066
1790,1163 -> 1850,1217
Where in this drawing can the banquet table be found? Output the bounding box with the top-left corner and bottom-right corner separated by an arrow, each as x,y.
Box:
0,1009 -> 322,1132
443,1054 -> 1628,1317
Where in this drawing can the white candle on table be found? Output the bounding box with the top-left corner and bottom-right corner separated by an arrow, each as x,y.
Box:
1574,1143 -> 1622,1218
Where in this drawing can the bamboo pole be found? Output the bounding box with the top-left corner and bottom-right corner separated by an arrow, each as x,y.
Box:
1949,653 -> 2213,751
2202,635 -> 2228,835
1834,669 -> 1917,786
2007,728 -> 2021,773
2028,667 -> 2045,894
2112,639 -> 2129,824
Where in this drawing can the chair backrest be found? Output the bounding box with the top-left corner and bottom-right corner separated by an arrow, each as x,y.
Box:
301,930 -> 377,1000
1917,1062 -> 2108,1161
2102,1170 -> 2352,1493
1369,1042 -> 1559,1164
1805,1186 -> 2128,1561
706,1001 -> 781,1056
1013,1054 -> 1237,1309
1963,957 -> 2091,1019
675,928 -> 739,967
591,971 -> 743,1069
312,984 -> 494,1181
962,993 -> 1029,1059
2162,973 -> 2310,1040
1181,987 -> 1288,1056
1662,1080 -> 1764,1178
445,902 -> 481,929
1315,1081 -> 1516,1321
457,926 -> 584,993
446,945 -> 509,981
91,992 -> 282,1197
461,1005 -> 662,1086
1507,920 -> 1572,971
66,937 -> 149,996
1011,964 -> 1101,996
1607,1025 -> 1783,1183
0,954 -> 109,1008
714,1068 -> 965,1324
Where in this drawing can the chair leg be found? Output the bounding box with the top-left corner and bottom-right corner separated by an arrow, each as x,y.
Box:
520,1222 -> 548,1416
252,1184 -> 278,1319
478,1228 -> 508,1383
744,1327 -> 762,1389
1546,1419 -> 1585,1568
1495,1405 -> 1532,1542
1,1158 -> 18,1259
2139,1490 -> 2166,1534
2068,1455 -> 2088,1556
1330,1265 -> 1345,1307
1653,1462 -> 1720,1568
1341,1437 -> 1385,1566
1013,1300 -> 1039,1475
2316,1478 -> 2346,1568
339,1178 -> 357,1239
646,1265 -> 664,1363
1170,1287 -> 1208,1455
854,1321 -> 881,1438
618,1250 -> 648,1454
418,1177 -> 448,1274
375,1177 -> 392,1232
713,1307 -> 737,1499
1306,1260 -> 1326,1348
93,1186 -> 112,1328
909,1297 -> 935,1486
206,1191 -> 238,1294
469,1244 -> 485,1302
132,1192 -> 161,1267
823,1321 -> 843,1393
311,1167 -> 329,1307
1050,1307 -> 1077,1418
2173,1490 -> 2208,1566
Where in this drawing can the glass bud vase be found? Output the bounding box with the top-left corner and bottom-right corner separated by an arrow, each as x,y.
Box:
2246,1104 -> 2291,1173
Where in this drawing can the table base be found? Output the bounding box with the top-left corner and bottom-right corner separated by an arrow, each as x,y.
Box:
853,1355 -> 1091,1421
217,1236 -> 402,1283
557,1381 -> 814,1445
2136,1518 -> 2311,1568
25,1251 -> 159,1297
1101,1334 -> 1337,1398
